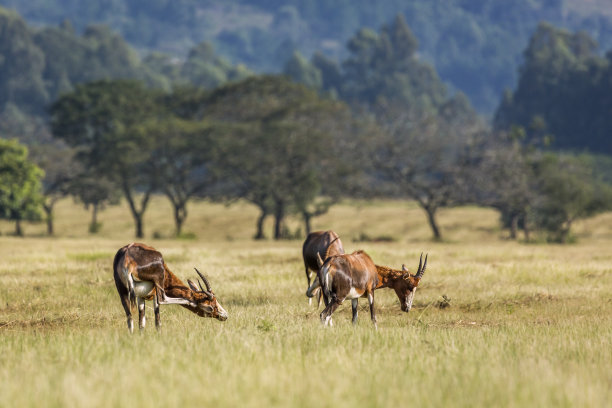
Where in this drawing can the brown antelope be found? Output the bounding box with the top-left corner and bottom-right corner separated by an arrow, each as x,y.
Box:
313,251 -> 427,328
112,243 -> 228,333
302,230 -> 344,305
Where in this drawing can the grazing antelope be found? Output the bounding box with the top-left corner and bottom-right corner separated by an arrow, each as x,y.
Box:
113,243 -> 228,333
313,251 -> 427,328
302,230 -> 345,305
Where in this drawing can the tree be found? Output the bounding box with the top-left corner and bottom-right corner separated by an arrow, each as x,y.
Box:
200,76 -> 354,239
69,173 -> 120,234
50,80 -> 160,238
283,51 -> 322,89
0,139 -> 44,236
0,8 -> 48,114
375,95 -> 484,240
29,141 -> 80,235
340,14 -> 447,114
494,23 -> 612,155
144,117 -> 215,236
530,153 -> 612,243
472,127 -> 541,241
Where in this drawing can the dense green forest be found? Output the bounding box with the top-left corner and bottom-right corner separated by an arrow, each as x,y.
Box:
495,22 -> 612,155
0,7 -> 250,142
3,0 -> 612,112
2,3 -> 612,243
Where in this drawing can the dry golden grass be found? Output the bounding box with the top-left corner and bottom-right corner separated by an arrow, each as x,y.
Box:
0,197 -> 611,407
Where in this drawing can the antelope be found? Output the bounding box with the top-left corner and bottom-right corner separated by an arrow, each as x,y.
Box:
112,243 -> 228,333
313,251 -> 427,328
302,230 -> 344,305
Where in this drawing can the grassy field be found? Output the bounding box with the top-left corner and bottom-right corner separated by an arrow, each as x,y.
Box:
0,197 -> 611,407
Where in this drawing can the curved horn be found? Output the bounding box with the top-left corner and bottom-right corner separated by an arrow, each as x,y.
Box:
316,252 -> 324,268
416,254 -> 428,279
194,268 -> 212,292
194,268 -> 214,299
196,279 -> 205,292
324,236 -> 340,259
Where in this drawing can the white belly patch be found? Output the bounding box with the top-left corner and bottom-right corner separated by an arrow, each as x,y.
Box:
133,280 -> 155,298
345,287 -> 363,300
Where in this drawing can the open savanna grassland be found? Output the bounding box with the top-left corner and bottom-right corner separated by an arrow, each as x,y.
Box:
0,197 -> 611,407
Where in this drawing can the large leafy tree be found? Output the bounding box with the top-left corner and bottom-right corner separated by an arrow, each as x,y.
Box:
191,76 -> 354,239
29,141 -> 80,235
50,79 -> 161,238
69,172 -> 120,234
143,116 -> 215,236
494,23 -> 612,154
375,94 -> 484,240
0,139 -> 44,236
530,153 -> 612,243
340,14 -> 447,114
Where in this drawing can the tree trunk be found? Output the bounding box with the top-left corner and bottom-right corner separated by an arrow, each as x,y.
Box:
523,217 -> 530,242
134,215 -> 144,239
559,220 -> 572,243
15,218 -> 23,237
273,201 -> 285,240
89,203 -> 99,233
303,212 -> 312,236
92,203 -> 98,226
122,182 -> 151,239
509,214 -> 518,240
174,203 -> 187,236
43,203 -> 54,236
254,208 -> 267,240
424,205 -> 442,241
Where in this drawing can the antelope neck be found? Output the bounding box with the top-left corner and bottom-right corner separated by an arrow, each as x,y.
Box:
375,265 -> 404,289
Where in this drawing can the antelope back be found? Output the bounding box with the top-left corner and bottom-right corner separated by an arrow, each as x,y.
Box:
303,230 -> 345,271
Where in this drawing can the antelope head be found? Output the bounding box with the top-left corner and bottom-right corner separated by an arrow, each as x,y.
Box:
186,268 -> 228,321
395,253 -> 428,312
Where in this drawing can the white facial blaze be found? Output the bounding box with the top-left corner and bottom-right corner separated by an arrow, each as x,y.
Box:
217,302 -> 228,319
405,288 -> 416,311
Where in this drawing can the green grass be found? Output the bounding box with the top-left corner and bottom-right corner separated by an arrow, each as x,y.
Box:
0,197 -> 611,407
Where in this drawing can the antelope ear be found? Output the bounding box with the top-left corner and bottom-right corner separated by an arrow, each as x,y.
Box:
187,279 -> 199,292
317,252 -> 324,267
402,263 -> 409,273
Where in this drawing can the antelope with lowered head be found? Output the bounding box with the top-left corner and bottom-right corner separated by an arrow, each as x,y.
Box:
314,251 -> 427,328
302,230 -> 344,305
113,243 -> 228,333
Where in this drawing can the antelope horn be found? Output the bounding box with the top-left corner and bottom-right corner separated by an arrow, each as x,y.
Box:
324,237 -> 340,259
416,254 -> 428,279
196,279 -> 205,293
194,267 -> 213,293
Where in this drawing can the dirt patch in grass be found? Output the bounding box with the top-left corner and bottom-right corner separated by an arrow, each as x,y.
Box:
458,292 -> 559,312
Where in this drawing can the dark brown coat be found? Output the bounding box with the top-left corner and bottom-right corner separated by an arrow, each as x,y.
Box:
113,243 -> 227,333
302,230 -> 344,303
319,251 -> 427,327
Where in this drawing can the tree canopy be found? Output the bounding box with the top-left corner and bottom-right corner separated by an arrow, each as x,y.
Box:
495,23 -> 612,155
0,138 -> 44,235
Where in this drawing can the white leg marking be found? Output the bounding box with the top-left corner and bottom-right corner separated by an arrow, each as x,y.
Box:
138,297 -> 146,329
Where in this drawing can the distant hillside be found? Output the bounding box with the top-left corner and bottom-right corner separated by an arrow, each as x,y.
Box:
2,0 -> 612,114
